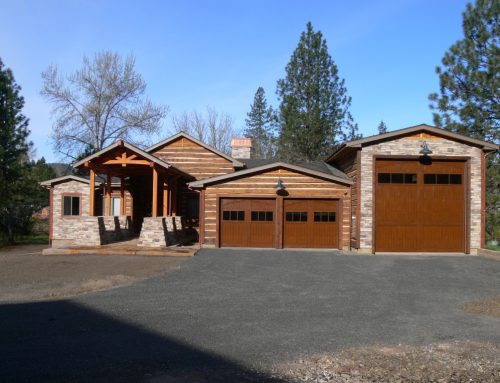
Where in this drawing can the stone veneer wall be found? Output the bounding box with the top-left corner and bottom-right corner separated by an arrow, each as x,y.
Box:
137,216 -> 183,247
359,137 -> 482,252
52,180 -> 132,247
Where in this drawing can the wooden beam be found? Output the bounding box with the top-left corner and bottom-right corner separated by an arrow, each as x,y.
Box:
120,178 -> 125,216
89,168 -> 95,216
171,177 -> 178,216
163,176 -> 170,216
106,173 -> 111,216
152,167 -> 158,217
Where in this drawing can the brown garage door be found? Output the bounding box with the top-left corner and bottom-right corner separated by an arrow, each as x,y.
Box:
375,159 -> 465,252
220,198 -> 275,247
284,199 -> 339,248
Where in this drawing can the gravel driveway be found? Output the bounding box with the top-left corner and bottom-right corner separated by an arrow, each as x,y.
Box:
1,249 -> 499,382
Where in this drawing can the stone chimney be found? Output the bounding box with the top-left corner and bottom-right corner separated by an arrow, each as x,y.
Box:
231,137 -> 252,159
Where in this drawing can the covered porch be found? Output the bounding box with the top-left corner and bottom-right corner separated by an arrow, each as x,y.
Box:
73,140 -> 196,248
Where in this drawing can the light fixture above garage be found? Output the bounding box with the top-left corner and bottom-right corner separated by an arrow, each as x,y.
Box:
276,178 -> 286,191
420,141 -> 433,156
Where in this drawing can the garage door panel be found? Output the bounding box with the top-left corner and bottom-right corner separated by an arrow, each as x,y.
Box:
220,198 -> 275,248
375,159 -> 465,252
284,199 -> 339,249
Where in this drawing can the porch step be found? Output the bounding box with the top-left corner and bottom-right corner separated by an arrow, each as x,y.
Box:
42,246 -> 197,257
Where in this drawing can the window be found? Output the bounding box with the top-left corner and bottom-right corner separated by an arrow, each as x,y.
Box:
63,195 -> 80,216
222,210 -> 245,221
111,197 -> 121,216
314,212 -> 336,222
286,211 -> 307,222
424,173 -> 462,185
251,211 -> 273,221
378,173 -> 417,184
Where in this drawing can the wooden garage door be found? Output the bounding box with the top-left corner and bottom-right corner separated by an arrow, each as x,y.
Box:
220,198 -> 275,247
284,199 -> 339,248
375,159 -> 465,252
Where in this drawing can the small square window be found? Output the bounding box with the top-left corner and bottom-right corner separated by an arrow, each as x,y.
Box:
450,174 -> 462,184
391,173 -> 404,183
266,212 -> 273,221
329,212 -> 336,222
300,212 -> 308,222
437,174 -> 449,184
378,173 -> 390,183
230,211 -> 238,220
223,211 -> 230,220
63,195 -> 80,216
404,174 -> 417,184
424,174 -> 436,184
286,212 -> 293,221
314,212 -> 321,222
237,211 -> 245,221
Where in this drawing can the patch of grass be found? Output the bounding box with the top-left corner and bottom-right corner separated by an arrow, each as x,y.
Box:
14,234 -> 49,245
486,243 -> 500,252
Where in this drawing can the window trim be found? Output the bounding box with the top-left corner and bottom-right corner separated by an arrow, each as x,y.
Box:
61,193 -> 82,218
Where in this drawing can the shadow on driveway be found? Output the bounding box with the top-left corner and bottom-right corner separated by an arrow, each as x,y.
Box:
0,300 -> 287,383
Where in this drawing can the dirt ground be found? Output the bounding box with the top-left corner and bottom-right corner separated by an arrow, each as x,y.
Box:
271,341 -> 500,383
0,244 -> 188,302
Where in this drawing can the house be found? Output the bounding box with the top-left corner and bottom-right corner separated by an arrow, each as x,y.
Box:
41,124 -> 499,254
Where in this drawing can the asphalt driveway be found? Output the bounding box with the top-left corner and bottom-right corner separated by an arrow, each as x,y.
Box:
1,249 -> 499,382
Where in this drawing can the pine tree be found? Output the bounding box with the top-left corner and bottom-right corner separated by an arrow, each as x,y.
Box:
244,87 -> 275,159
277,22 -> 357,162
0,58 -> 32,242
377,120 -> 388,134
429,0 -> 499,240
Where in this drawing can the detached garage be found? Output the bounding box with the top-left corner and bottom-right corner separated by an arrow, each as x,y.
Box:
327,124 -> 499,254
189,162 -> 352,249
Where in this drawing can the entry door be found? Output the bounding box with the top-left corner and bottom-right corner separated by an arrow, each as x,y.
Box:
375,159 -> 465,252
283,199 -> 339,248
220,198 -> 275,247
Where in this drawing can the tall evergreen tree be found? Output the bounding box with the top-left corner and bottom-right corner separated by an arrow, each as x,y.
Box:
277,22 -> 357,162
377,120 -> 388,134
0,58 -> 32,242
244,87 -> 275,159
429,0 -> 499,240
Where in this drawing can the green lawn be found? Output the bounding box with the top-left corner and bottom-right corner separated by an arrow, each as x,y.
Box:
486,243 -> 500,252
0,233 -> 49,247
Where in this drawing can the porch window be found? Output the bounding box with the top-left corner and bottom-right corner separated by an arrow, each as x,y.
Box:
102,196 -> 121,216
63,195 -> 80,216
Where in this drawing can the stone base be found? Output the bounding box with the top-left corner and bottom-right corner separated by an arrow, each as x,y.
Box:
51,216 -> 132,247
137,216 -> 182,248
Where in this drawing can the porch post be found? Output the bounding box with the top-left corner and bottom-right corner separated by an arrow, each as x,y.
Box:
120,178 -> 125,216
152,166 -> 158,217
89,168 -> 95,216
163,176 -> 170,216
105,173 -> 111,216
171,177 -> 178,216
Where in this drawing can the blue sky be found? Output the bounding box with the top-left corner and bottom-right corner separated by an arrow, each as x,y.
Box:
1,0 -> 469,162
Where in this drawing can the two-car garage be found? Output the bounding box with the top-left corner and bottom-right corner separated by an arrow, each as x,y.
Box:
219,198 -> 340,249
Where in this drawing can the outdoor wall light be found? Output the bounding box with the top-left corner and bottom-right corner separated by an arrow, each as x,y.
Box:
420,141 -> 433,156
275,178 -> 286,191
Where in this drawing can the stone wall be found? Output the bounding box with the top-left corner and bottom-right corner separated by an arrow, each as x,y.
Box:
51,180 -> 133,247
137,216 -> 183,247
359,137 -> 482,252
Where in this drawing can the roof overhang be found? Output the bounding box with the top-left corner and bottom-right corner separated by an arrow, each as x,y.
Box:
40,175 -> 101,188
188,161 -> 353,188
326,124 -> 500,162
146,131 -> 245,168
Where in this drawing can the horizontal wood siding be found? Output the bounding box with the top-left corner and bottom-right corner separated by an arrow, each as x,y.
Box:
151,136 -> 234,180
332,150 -> 359,248
202,168 -> 351,248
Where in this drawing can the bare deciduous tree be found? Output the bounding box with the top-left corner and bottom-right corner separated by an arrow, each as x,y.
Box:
170,106 -> 236,154
41,51 -> 168,159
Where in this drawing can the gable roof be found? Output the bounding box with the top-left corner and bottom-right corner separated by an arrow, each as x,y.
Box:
188,161 -> 353,188
72,140 -> 193,179
326,124 -> 499,162
146,132 -> 245,168
40,175 -> 101,188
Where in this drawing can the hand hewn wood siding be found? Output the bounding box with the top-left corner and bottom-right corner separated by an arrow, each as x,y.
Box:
150,136 -> 235,180
331,149 -> 360,249
202,168 -> 351,249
